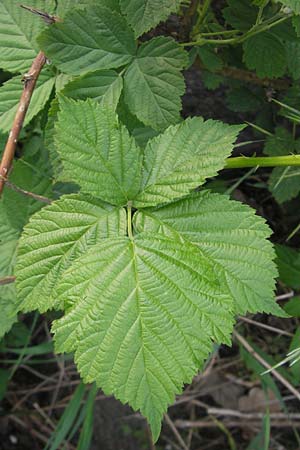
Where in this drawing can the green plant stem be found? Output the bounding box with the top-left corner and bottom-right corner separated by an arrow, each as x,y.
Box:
183,12 -> 291,47
127,201 -> 133,239
225,155 -> 300,169
193,0 -> 212,32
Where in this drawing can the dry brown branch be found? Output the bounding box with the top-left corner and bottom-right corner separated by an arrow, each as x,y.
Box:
0,276 -> 16,285
195,58 -> 290,90
0,175 -> 52,204
164,413 -> 189,450
0,52 -> 47,196
234,330 -> 300,402
0,6 -> 60,197
239,316 -> 293,337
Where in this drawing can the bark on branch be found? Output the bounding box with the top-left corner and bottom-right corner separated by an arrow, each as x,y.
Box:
0,52 -> 47,196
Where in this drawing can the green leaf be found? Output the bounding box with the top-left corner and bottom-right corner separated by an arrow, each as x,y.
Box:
226,87 -> 263,112
0,0 -> 56,72
16,194 -> 127,313
286,41 -> 300,80
264,128 -> 300,203
243,32 -> 287,79
134,191 -> 282,315
276,244 -> 300,289
268,166 -> 300,203
223,0 -> 258,31
38,5 -> 136,76
197,47 -> 223,72
276,0 -> 300,14
292,16 -> 300,35
284,296 -> 300,317
133,118 -> 243,207
56,0 -> 121,17
55,98 -> 143,205
52,233 -> 234,441
62,70 -> 123,110
201,71 -> 224,90
0,71 -> 55,133
120,0 -> 184,37
124,37 -> 188,131
0,152 -> 52,337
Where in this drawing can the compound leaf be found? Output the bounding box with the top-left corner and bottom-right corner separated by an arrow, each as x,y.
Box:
52,234 -> 234,441
134,191 -> 283,316
16,194 -> 127,313
0,71 -> 55,133
0,0 -> 56,72
55,98 -> 143,205
243,32 -> 287,78
38,4 -> 136,76
124,37 -> 188,131
120,0 -> 184,37
62,70 -> 123,110
133,118 -> 243,207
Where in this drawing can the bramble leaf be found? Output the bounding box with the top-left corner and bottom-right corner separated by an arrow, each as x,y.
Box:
62,70 -> 123,110
264,127 -> 300,203
124,37 -> 188,130
0,71 -> 55,133
276,0 -> 300,14
51,234 -> 234,441
120,0 -> 184,37
134,191 -> 283,316
0,150 -> 52,338
134,118 -> 243,207
38,4 -> 136,76
55,98 -> 143,205
276,244 -> 300,289
0,0 -> 55,72
243,32 -> 287,79
16,194 -> 127,313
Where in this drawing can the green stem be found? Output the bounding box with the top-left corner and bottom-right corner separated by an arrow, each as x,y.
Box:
182,13 -> 291,47
225,154 -> 300,169
127,201 -> 133,239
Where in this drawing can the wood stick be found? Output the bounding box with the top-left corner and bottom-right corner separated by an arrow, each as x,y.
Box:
0,51 -> 47,196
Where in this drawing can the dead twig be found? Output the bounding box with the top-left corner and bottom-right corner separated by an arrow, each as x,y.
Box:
164,413 -> 189,450
0,6 -> 60,197
0,276 -> 16,286
239,316 -> 293,337
234,330 -> 300,403
0,175 -> 52,204
0,52 -> 47,196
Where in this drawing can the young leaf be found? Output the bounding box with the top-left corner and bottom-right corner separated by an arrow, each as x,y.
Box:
54,98 -> 143,205
0,71 -> 55,133
62,70 -> 123,110
134,191 -> 282,316
243,32 -> 287,79
120,0 -> 184,37
38,4 -> 136,76
133,118 -> 243,207
16,194 -> 127,313
52,234 -> 234,441
124,37 -> 188,130
0,0 -> 56,72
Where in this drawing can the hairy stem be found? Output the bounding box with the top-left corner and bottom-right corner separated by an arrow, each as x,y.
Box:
225,154 -> 300,169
